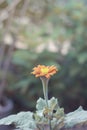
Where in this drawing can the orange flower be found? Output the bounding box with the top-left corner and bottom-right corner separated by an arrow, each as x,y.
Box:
31,65 -> 57,78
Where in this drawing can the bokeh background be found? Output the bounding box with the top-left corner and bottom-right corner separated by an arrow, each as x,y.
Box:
0,0 -> 87,116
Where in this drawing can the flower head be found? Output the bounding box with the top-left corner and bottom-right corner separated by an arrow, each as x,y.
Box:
31,65 -> 57,78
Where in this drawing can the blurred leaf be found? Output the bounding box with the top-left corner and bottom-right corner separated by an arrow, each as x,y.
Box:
7,0 -> 13,4
77,52 -> 87,64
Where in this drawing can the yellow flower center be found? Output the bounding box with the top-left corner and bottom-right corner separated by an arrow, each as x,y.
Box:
41,68 -> 49,74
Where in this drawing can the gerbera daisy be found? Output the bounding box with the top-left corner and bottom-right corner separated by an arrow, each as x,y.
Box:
31,65 -> 57,78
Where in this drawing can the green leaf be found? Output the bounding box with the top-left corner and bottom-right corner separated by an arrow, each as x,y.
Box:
12,50 -> 38,67
36,98 -> 46,111
14,79 -> 30,88
65,106 -> 87,128
77,52 -> 87,64
49,97 -> 59,110
35,97 -> 64,129
36,97 -> 59,111
0,111 -> 36,130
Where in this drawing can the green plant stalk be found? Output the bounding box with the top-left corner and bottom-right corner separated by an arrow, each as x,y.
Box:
40,77 -> 52,130
40,77 -> 49,107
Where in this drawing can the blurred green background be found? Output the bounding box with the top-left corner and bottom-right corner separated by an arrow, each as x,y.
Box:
0,0 -> 87,113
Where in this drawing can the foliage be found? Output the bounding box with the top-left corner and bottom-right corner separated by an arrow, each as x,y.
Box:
0,111 -> 36,130
64,106 -> 87,128
35,97 -> 64,130
51,0 -> 87,111
0,97 -> 64,130
0,99 -> 87,129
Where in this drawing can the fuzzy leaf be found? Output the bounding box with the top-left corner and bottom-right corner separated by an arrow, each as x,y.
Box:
36,97 -> 58,111
36,98 -> 46,111
0,111 -> 36,130
65,106 -> 87,128
49,97 -> 58,110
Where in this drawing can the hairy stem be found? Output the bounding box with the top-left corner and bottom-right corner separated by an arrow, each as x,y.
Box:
40,77 -> 52,130
40,77 -> 49,107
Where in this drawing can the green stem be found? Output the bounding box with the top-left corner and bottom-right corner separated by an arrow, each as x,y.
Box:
40,77 -> 49,107
40,77 -> 52,130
